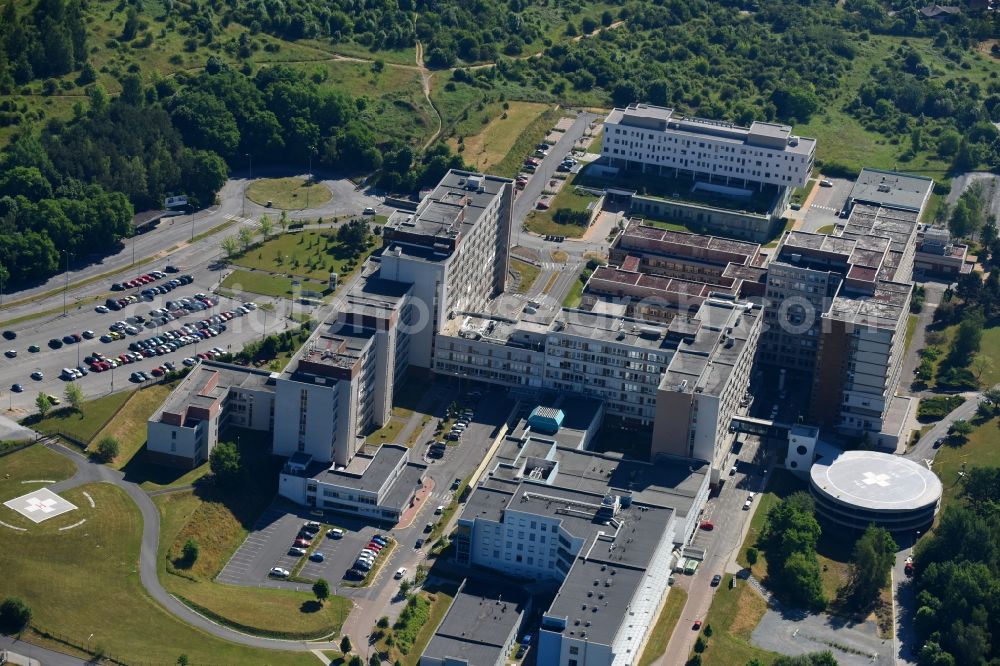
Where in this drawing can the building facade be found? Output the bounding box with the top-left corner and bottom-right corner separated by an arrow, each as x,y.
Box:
147,362 -> 275,467
601,104 -> 816,190
380,171 -> 514,369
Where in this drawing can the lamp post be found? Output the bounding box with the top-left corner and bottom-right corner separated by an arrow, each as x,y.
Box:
62,251 -> 71,316
132,233 -> 136,266
242,153 -> 253,218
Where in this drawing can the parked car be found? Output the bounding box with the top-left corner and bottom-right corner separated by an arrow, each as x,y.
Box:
363,207 -> 377,215
394,567 -> 407,580
310,552 -> 325,562
328,528 -> 345,539
2,330 -> 15,340
820,178 -> 834,187
289,547 -> 307,556
711,574 -> 722,587
303,521 -> 321,532
4,350 -> 16,358
434,505 -> 445,515
31,371 -> 44,380
294,538 -> 312,547
269,567 -> 290,578
11,383 -> 23,392
699,521 -> 714,531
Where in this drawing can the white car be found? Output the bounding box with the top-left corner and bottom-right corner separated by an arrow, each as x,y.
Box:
394,567 -> 407,579
743,499 -> 753,510
328,528 -> 345,539
269,567 -> 290,578
95,305 -> 109,313
434,505 -> 445,515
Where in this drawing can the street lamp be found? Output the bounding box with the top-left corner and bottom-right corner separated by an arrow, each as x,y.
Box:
62,251 -> 71,316
242,153 -> 253,218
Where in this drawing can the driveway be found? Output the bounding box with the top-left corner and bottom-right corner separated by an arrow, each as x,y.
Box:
752,608 -> 892,666
798,177 -> 852,233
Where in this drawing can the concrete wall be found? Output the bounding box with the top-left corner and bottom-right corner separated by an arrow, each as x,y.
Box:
148,419 -> 205,466
629,195 -> 780,243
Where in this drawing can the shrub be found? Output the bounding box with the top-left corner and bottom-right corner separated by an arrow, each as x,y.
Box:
181,539 -> 199,567
95,435 -> 120,463
0,597 -> 31,633
746,547 -> 758,565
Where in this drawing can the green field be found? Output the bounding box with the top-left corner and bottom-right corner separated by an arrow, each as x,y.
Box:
233,229 -> 378,283
694,575 -> 776,665
637,587 -> 688,666
27,390 -> 133,445
934,415 -> 1000,508
447,101 -> 552,172
375,578 -> 460,665
510,258 -> 541,294
491,108 -> 568,178
90,381 -> 178,468
0,448 -> 316,664
0,445 -> 75,503
246,177 -> 333,210
525,174 -> 599,238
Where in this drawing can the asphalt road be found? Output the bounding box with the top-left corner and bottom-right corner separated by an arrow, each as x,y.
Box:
798,177 -> 852,234
0,635 -> 85,666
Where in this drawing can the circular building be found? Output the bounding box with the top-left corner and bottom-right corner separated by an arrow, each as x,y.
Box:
809,450 -> 942,533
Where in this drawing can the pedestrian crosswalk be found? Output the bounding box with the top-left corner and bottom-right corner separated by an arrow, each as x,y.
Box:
810,204 -> 838,213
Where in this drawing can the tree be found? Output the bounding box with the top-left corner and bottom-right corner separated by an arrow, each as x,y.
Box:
348,657 -> 363,666
783,550 -> 826,610
65,381 -> 83,412
35,392 -> 51,417
258,214 -> 274,240
845,525 -> 896,608
221,235 -> 239,258
181,539 -> 199,567
122,7 -> 140,40
313,578 -> 330,604
340,635 -> 352,654
398,579 -> 411,596
950,311 -> 984,364
746,547 -> 758,565
279,210 -> 290,233
337,219 -> 371,256
95,435 -> 120,462
209,440 -> 241,488
177,655 -> 189,666
237,226 -> 255,252
0,597 -> 31,633
368,654 -> 381,666
948,419 -> 973,442
960,467 -> 1000,510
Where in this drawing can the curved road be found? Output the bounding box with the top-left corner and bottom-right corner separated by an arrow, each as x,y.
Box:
41,438 -> 343,653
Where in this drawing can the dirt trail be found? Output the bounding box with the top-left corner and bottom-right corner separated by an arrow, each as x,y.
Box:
416,41 -> 443,150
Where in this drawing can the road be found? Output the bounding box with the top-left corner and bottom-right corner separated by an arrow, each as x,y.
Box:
0,174 -> 380,415
654,434 -> 770,666
797,177 -> 852,234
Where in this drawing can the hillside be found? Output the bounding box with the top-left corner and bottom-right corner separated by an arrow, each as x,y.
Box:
0,0 -> 996,288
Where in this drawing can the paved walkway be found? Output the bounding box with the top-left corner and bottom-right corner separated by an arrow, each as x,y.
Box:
0,636 -> 81,666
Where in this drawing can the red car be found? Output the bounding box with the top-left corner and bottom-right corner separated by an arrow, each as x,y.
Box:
692,619 -> 702,631
294,538 -> 312,547
699,521 -> 714,531
151,367 -> 165,377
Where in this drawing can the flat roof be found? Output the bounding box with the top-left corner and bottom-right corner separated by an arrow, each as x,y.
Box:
154,360 -> 274,422
810,450 -> 942,513
827,280 -> 911,329
605,104 -> 815,156
312,444 -> 408,493
849,168 -> 934,213
423,581 -> 527,665
658,299 -> 760,397
383,169 -> 511,263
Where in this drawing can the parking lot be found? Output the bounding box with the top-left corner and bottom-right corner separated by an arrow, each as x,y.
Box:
217,504 -> 401,588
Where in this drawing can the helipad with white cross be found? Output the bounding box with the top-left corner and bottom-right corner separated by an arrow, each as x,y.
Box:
809,449 -> 942,532
4,487 -> 78,524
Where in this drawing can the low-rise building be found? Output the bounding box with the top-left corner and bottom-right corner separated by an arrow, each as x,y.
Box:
914,227 -> 971,277
279,443 -> 426,522
147,361 -> 276,467
420,581 -> 530,666
454,421 -> 710,666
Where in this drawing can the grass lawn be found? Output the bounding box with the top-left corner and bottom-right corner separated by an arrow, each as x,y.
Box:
27,390 -> 133,446
447,101 -> 551,172
0,481 -> 314,665
563,263 -> 595,308
376,578 -> 460,665
492,108 -> 566,178
232,229 -> 378,283
905,314 -> 919,354
694,574 -> 777,665
923,323 -> 1000,390
510,258 -> 541,294
366,417 -> 407,445
0,445 -> 75,502
246,177 -> 333,210
152,428 -> 352,640
791,178 -> 817,206
641,216 -> 694,232
637,587 -> 688,666
221,269 -> 305,299
816,224 -> 837,235
525,174 -> 599,238
90,381 -> 178,469
934,415 -> 1000,508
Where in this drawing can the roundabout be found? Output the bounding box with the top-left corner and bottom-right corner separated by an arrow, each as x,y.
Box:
245,176 -> 333,210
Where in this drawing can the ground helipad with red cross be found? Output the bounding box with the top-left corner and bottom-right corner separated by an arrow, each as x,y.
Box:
3,487 -> 77,523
